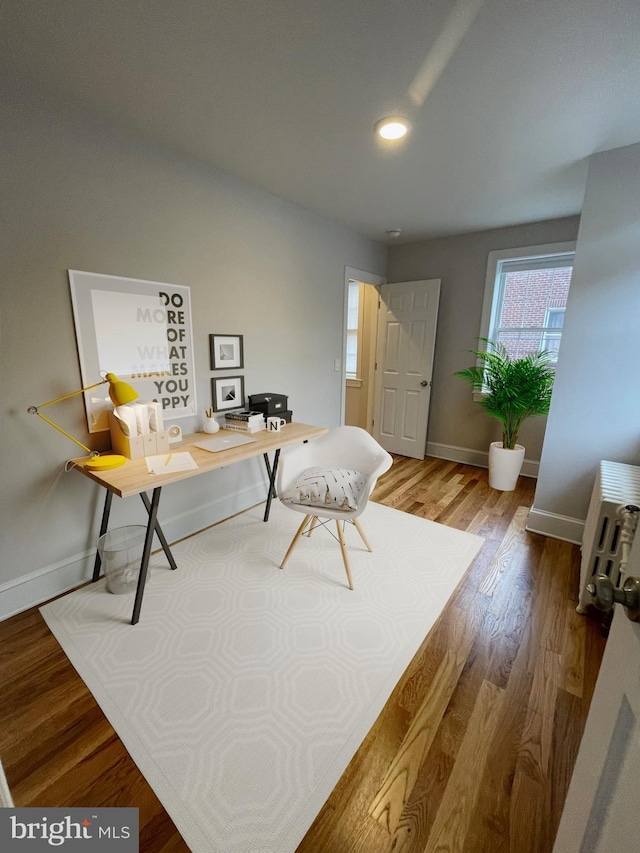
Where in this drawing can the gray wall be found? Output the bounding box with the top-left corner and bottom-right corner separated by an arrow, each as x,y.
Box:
531,142 -> 640,536
0,90 -> 386,617
387,216 -> 581,466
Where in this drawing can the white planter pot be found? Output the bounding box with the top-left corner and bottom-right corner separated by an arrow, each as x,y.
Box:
488,441 -> 525,491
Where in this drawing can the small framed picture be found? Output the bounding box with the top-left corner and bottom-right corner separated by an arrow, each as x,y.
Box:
210,334 -> 244,370
212,375 -> 245,411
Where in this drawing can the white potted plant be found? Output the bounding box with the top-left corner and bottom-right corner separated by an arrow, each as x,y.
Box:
455,339 -> 555,490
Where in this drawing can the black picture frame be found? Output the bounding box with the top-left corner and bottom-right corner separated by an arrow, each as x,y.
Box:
209,334 -> 244,370
212,375 -> 245,411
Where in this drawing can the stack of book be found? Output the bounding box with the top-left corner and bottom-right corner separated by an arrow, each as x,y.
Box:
223,410 -> 266,433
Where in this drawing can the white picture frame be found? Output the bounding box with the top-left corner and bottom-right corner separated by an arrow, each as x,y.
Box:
69,270 -> 197,432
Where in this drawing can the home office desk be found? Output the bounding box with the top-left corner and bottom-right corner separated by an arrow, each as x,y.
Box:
71,422 -> 328,624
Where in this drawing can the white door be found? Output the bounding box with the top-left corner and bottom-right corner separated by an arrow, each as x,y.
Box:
373,279 -> 440,459
553,537 -> 640,852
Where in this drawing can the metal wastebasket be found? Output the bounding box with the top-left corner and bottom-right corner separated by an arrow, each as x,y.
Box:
97,525 -> 149,595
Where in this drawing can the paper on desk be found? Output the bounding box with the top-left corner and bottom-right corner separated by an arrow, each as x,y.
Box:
145,452 -> 198,475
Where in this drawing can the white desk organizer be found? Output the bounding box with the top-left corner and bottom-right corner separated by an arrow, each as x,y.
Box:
577,460 -> 640,613
109,411 -> 170,459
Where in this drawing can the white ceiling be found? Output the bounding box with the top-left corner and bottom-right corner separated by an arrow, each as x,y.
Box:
2,0 -> 640,243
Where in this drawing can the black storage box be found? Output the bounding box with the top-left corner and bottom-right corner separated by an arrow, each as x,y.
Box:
248,393 -> 288,416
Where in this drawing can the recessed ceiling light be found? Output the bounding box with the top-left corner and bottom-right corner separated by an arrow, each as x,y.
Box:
375,116 -> 412,140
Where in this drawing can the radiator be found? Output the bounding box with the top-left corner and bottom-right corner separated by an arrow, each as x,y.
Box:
576,460 -> 640,614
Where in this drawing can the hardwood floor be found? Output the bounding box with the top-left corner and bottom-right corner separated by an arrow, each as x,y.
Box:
0,456 -> 606,852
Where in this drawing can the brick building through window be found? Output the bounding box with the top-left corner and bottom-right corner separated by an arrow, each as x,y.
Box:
497,265 -> 572,359
480,242 -> 576,364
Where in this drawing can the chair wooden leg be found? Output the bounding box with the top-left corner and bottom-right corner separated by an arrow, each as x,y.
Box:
335,520 -> 354,590
353,518 -> 372,552
306,517 -> 319,537
280,515 -> 312,569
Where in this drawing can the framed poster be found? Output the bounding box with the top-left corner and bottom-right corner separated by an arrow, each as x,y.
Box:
69,270 -> 197,432
212,375 -> 245,411
209,334 -> 244,370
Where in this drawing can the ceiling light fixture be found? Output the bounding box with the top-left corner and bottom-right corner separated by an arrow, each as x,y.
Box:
375,116 -> 412,140
386,229 -> 402,238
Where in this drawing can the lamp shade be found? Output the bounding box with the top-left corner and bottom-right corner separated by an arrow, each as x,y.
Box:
106,373 -> 139,406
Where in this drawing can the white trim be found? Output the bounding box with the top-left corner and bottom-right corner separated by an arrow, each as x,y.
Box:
0,482 -> 268,622
478,240 -> 577,345
426,442 -> 585,543
426,441 -> 539,478
525,507 -> 584,545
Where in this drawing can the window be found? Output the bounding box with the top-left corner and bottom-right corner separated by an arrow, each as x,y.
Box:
542,307 -> 565,357
479,242 -> 575,363
345,280 -> 361,379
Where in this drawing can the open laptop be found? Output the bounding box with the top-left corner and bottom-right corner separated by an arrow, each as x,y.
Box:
194,432 -> 257,452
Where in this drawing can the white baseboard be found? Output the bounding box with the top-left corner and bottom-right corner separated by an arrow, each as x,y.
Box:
426,441 -> 539,479
0,483 -> 268,623
525,507 -> 584,545
426,442 -> 586,544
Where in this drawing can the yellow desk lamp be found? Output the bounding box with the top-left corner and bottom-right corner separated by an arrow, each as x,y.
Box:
28,372 -> 139,470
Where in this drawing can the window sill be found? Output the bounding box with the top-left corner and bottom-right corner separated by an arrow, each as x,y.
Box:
346,378 -> 363,389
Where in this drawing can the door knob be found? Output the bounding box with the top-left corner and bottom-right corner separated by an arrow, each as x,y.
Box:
420,380 -> 429,387
587,574 -> 640,622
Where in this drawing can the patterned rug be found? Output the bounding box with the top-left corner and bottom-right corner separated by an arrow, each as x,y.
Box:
41,501 -> 483,853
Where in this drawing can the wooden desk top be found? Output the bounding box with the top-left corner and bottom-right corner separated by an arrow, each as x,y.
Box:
71,422 -> 328,499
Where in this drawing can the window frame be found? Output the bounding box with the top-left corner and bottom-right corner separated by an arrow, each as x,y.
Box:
345,279 -> 364,382
541,306 -> 565,357
474,241 -> 576,398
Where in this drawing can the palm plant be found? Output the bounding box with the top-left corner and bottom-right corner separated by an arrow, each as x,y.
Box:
455,339 -> 556,450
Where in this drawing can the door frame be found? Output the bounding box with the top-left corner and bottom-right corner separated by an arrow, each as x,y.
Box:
341,266 -> 386,428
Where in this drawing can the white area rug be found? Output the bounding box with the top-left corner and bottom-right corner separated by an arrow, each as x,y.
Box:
41,501 -> 483,853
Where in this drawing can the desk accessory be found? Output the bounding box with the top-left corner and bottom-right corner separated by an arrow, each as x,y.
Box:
167,424 -> 183,443
225,409 -> 264,422
202,408 -> 220,434
248,392 -> 288,416
109,407 -> 170,459
223,421 -> 265,434
267,416 -> 287,432
145,452 -> 198,474
28,372 -> 139,470
223,410 -> 265,433
194,433 -> 257,452
260,409 -> 292,424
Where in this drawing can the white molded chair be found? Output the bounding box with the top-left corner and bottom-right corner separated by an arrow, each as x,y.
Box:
277,426 -> 393,589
